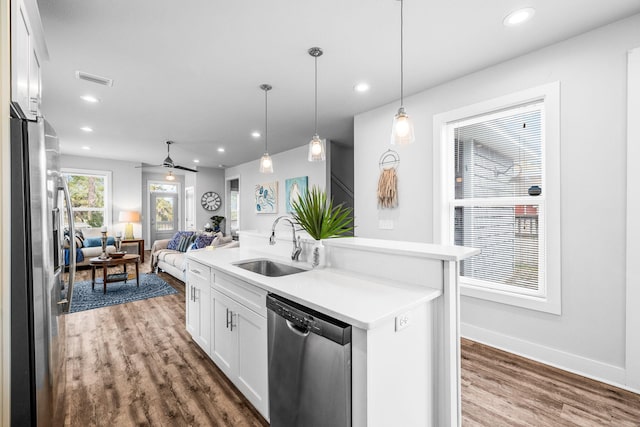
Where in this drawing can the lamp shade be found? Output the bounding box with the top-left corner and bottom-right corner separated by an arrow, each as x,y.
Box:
119,211 -> 140,223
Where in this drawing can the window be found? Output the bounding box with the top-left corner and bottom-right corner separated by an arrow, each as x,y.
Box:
434,83 -> 561,314
62,168 -> 112,230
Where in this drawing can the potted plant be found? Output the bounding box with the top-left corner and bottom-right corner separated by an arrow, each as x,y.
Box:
290,186 -> 353,267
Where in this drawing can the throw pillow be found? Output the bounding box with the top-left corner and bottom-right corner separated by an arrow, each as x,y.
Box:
176,235 -> 193,252
193,233 -> 215,249
83,236 -> 116,247
167,231 -> 195,250
74,230 -> 84,248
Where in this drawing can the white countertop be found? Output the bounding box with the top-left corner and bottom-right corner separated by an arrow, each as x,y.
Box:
323,237 -> 481,261
188,246 -> 442,330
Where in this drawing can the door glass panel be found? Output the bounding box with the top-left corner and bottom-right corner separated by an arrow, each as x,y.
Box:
155,197 -> 175,232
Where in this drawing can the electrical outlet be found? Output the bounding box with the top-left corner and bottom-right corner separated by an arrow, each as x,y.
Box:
379,219 -> 394,230
395,311 -> 411,331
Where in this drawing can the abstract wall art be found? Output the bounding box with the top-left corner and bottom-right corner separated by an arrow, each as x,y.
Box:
255,181 -> 278,214
285,176 -> 308,213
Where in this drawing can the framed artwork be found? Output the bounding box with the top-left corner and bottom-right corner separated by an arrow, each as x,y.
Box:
255,181 -> 278,214
285,176 -> 308,213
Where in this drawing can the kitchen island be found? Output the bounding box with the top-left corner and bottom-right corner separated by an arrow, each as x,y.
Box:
186,232 -> 479,426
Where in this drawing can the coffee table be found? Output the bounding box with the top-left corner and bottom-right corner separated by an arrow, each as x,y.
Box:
90,254 -> 140,294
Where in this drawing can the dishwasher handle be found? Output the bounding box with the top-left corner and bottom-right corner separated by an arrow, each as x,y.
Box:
286,320 -> 310,337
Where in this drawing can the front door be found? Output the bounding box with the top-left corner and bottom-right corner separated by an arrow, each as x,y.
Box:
150,192 -> 179,243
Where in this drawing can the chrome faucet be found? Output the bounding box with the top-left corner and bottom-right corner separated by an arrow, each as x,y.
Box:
270,215 -> 302,261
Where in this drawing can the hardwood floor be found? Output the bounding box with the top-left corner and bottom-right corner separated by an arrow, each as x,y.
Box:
59,253 -> 640,426
59,254 -> 268,426
461,340 -> 640,426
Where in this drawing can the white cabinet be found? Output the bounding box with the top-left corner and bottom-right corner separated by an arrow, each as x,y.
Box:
185,260 -> 211,354
210,270 -> 269,419
11,0 -> 44,119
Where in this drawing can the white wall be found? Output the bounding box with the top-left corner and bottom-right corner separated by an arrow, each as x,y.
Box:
61,154 -> 142,238
225,145 -> 328,233
354,14 -> 640,388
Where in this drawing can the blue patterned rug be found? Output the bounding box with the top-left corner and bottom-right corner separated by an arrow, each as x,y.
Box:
69,273 -> 177,313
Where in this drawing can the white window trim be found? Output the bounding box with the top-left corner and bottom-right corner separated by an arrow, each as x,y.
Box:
433,82 -> 561,314
626,47 -> 640,390
61,167 -> 113,228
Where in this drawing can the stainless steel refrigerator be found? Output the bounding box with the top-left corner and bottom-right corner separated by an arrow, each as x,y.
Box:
10,102 -> 76,426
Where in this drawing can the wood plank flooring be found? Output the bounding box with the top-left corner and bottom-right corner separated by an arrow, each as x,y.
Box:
59,253 -> 640,426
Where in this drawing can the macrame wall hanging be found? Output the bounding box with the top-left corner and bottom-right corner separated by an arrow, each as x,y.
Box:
377,149 -> 400,209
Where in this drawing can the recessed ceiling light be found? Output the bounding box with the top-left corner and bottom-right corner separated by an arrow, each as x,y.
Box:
251,131 -> 261,138
80,126 -> 93,132
354,82 -> 370,92
503,7 -> 535,26
81,146 -> 91,150
217,147 -> 225,153
80,95 -> 100,103
193,159 -> 200,163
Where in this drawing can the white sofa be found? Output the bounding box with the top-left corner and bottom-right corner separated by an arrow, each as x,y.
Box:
151,233 -> 238,282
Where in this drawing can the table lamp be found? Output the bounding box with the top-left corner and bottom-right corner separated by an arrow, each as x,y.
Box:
119,210 -> 140,240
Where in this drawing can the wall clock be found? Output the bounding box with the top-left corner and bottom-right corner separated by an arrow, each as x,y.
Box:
201,191 -> 221,211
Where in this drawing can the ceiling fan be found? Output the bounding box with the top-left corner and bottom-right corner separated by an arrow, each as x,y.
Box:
141,140 -> 198,173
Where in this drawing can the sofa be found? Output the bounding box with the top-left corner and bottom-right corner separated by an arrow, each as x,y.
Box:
64,228 -> 118,268
151,231 -> 238,282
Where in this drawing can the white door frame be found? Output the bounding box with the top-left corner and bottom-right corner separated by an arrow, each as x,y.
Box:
146,180 -> 182,247
225,174 -> 240,236
626,47 -> 640,391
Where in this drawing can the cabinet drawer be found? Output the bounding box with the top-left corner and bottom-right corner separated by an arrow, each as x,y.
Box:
213,269 -> 267,317
187,260 -> 211,283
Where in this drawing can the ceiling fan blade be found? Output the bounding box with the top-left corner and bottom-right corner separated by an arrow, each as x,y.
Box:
135,163 -> 163,168
174,164 -> 199,173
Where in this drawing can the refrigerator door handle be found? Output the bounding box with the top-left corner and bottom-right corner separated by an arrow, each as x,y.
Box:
60,177 -> 76,312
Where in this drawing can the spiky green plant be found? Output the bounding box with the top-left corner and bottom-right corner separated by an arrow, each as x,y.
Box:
291,186 -> 354,240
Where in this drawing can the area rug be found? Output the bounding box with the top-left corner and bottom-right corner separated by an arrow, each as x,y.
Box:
69,273 -> 177,313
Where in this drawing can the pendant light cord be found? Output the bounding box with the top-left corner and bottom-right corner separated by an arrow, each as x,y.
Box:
264,88 -> 268,153
400,0 -> 404,108
314,55 -> 318,135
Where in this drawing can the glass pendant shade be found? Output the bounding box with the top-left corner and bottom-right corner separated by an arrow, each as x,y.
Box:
260,153 -> 273,174
308,134 -> 325,161
391,106 -> 415,145
166,170 -> 176,181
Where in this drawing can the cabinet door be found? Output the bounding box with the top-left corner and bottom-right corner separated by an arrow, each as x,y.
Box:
11,0 -> 31,115
185,282 -> 199,337
196,282 -> 211,354
28,48 -> 41,117
210,289 -> 237,378
235,304 -> 269,418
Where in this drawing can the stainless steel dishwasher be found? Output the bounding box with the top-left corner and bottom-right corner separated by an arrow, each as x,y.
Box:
267,293 -> 352,427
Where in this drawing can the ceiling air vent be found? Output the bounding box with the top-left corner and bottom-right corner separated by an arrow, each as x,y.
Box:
75,70 -> 114,87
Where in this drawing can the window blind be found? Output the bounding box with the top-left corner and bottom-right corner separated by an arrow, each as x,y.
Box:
452,104 -> 544,294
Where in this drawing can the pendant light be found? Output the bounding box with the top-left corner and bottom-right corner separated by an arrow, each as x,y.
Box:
259,84 -> 274,173
165,170 -> 176,181
391,0 -> 415,145
308,47 -> 325,162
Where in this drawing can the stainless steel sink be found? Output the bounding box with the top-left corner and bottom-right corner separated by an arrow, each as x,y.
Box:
233,258 -> 308,277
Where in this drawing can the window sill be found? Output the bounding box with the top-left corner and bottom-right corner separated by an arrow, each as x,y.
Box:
461,282 -> 561,315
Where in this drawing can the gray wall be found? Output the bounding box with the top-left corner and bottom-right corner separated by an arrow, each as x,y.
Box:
194,167 -> 226,231
225,144 -> 328,233
353,14 -> 640,386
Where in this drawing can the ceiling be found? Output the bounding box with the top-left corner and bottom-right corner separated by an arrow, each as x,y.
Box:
37,0 -> 640,170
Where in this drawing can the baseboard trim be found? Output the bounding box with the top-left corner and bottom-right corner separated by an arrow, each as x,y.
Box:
461,322 -> 640,395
